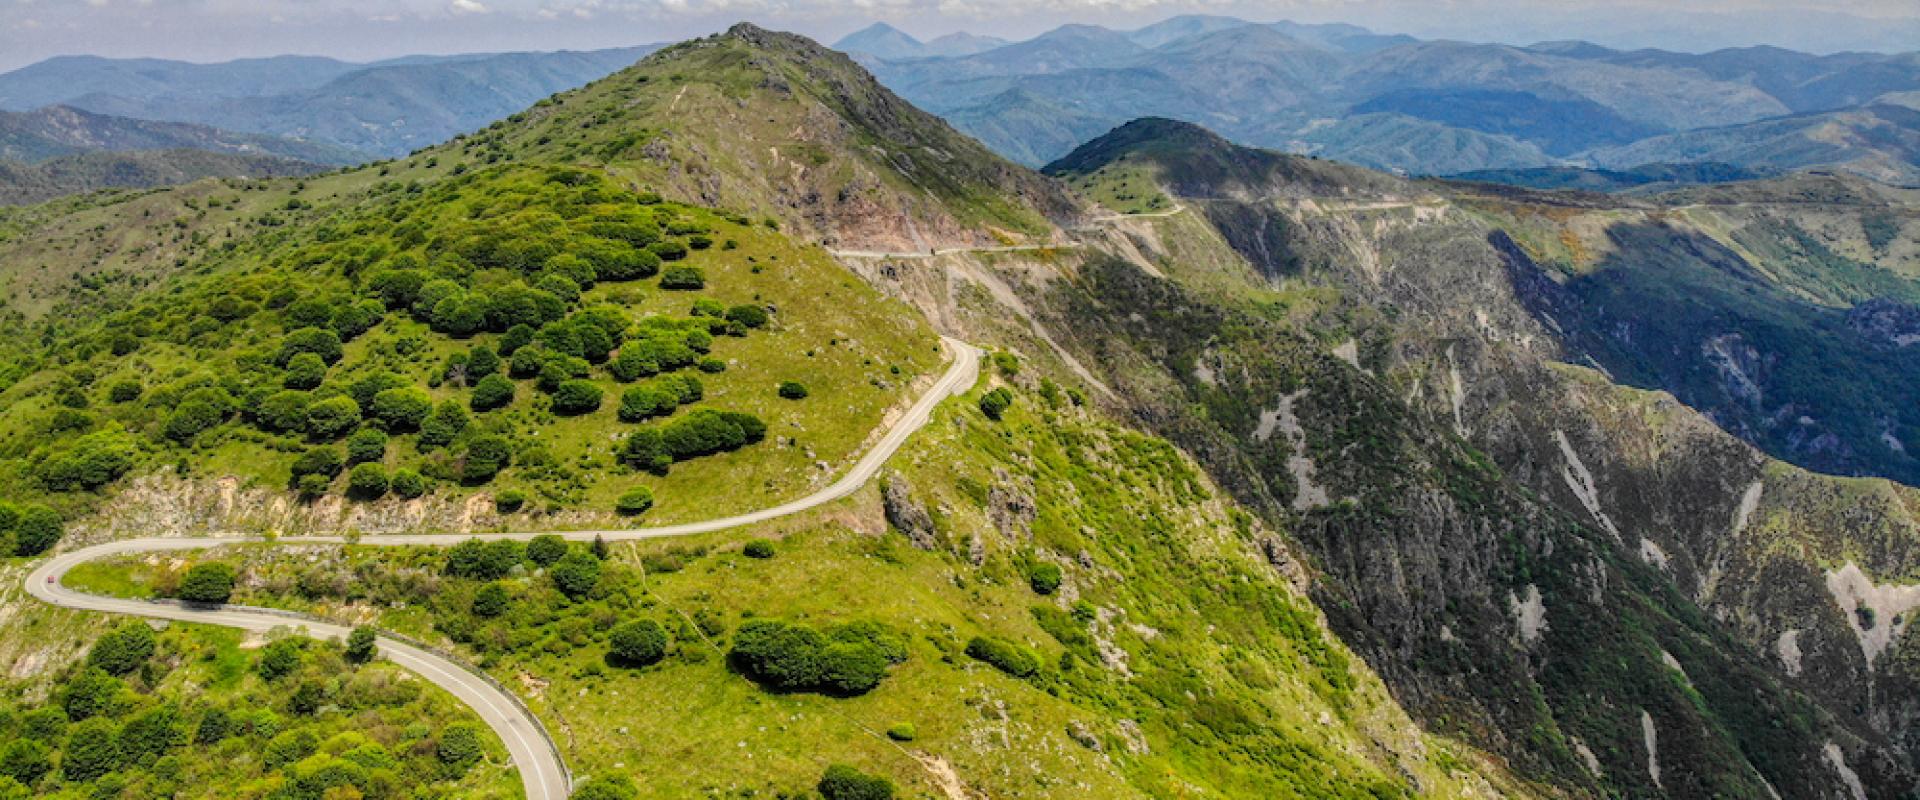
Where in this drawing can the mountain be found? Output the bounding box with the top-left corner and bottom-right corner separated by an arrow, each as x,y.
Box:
1298,112 -> 1558,174
1350,87 -> 1662,155
834,24 -> 1009,60
1043,117 -> 1920,797
1589,103 -> 1920,186
0,105 -> 364,165
857,16 -> 1918,179
0,24 -> 1539,800
1123,14 -> 1252,48
833,23 -> 928,59
0,148 -> 324,205
0,46 -> 662,159
1450,161 -> 1776,192
0,54 -> 367,110
8,23 -> 1920,800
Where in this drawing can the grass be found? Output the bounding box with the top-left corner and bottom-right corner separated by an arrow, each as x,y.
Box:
65,386 -> 1528,799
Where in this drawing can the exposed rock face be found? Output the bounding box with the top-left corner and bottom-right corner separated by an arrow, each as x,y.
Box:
985,468 -> 1036,541
880,473 -> 938,550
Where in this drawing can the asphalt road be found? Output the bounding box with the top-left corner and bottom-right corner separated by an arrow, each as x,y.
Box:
24,335 -> 982,800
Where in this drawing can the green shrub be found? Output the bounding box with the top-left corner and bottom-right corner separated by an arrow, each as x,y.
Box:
659,265 -> 703,290
569,774 -> 638,800
470,373 -> 515,411
164,399 -> 225,441
495,490 -> 526,513
87,623 -> 156,676
370,387 -> 433,431
965,636 -> 1039,678
0,739 -> 51,786
615,487 -> 654,516
282,352 -> 328,390
347,463 -> 389,499
526,534 -> 568,566
345,626 -> 378,663
304,396 -> 362,440
445,539 -> 523,580
885,723 -> 916,742
659,409 -> 765,460
419,401 -> 469,448
608,620 -> 668,667
435,722 -> 485,776
697,356 -> 726,373
11,505 -> 62,556
472,583 -> 511,617
1027,562 -> 1063,595
742,539 -> 776,559
618,385 -> 677,422
818,764 -> 894,800
467,345 -> 501,378
61,718 -> 121,782
290,447 -> 344,480
60,668 -> 122,721
461,435 -> 512,483
107,380 -> 142,403
777,381 -> 808,400
724,304 -> 769,329
390,469 -> 428,499
256,639 -> 302,681
279,327 -> 343,365
551,380 -> 604,415
550,552 -> 602,600
979,387 -> 1014,420
345,428 -> 388,464
728,619 -> 900,696
178,562 -> 237,604
648,240 -> 689,262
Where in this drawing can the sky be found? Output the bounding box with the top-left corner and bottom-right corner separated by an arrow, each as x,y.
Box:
3,0 -> 1918,72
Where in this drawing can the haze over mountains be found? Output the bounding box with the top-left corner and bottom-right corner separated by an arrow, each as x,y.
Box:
839,16 -> 1920,183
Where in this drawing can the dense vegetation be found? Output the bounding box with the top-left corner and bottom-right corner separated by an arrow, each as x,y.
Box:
0,622 -> 513,799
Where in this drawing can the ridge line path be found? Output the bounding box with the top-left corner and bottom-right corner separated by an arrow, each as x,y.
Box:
26,336 -> 983,800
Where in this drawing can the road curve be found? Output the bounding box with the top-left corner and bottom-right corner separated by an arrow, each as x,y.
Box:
25,335 -> 982,800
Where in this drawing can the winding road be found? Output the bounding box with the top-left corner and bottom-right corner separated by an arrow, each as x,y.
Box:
25,336 -> 983,800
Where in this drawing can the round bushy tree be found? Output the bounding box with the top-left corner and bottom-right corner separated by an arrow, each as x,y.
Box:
178,562 -> 237,604
550,552 -> 602,600
818,764 -> 895,800
551,380 -> 604,415
615,487 -> 653,516
86,623 -> 156,676
370,387 -> 433,431
283,352 -> 328,390
305,396 -> 362,440
470,373 -> 516,411
525,534 -> 568,567
569,774 -> 638,800
345,428 -> 388,464
345,626 -> 378,663
778,381 -> 808,400
346,463 -> 389,499
658,265 -> 703,290
724,304 -> 769,329
472,582 -> 511,618
390,469 -> 428,499
608,620 -> 668,667
11,505 -> 62,557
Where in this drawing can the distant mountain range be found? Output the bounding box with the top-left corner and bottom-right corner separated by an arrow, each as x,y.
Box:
0,45 -> 661,159
0,148 -> 323,206
836,15 -> 1920,184
0,105 -> 359,165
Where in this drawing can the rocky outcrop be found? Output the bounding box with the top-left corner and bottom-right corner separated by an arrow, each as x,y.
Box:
880,473 -> 938,550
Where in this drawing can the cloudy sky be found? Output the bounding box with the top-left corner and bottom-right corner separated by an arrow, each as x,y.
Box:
3,0 -> 1916,71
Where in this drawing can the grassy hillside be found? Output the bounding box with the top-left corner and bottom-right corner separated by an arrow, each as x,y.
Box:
0,567 -> 516,799
66,382 -> 1538,798
0,158 -> 937,533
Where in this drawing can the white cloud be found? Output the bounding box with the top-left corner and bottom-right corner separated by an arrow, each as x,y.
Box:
451,0 -> 490,13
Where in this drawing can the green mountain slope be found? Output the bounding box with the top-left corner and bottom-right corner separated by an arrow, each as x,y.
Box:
1032,117 -> 1920,796
0,105 -> 363,165
0,149 -> 324,206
